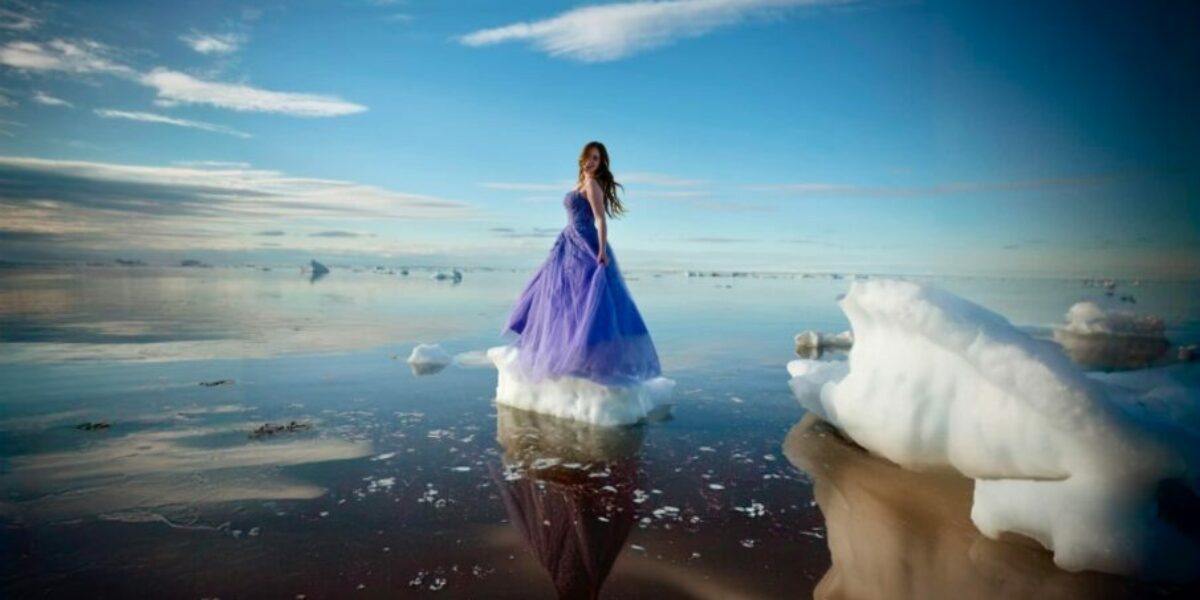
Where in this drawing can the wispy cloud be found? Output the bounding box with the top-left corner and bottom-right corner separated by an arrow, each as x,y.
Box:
0,39 -> 133,76
0,156 -> 477,255
180,31 -> 245,55
31,90 -> 73,107
308,230 -> 364,238
746,174 -> 1118,197
0,39 -> 366,118
458,0 -> 851,62
95,109 -> 251,138
140,68 -> 367,117
620,171 -> 706,187
0,3 -> 41,32
489,227 -> 561,239
172,160 -> 252,169
255,230 -> 286,236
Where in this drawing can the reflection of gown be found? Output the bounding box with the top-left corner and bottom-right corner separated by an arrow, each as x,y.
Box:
492,407 -> 643,599
501,189 -> 662,386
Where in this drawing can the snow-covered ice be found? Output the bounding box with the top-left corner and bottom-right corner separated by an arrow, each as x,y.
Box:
487,345 -> 675,426
787,279 -> 1200,580
406,343 -> 452,375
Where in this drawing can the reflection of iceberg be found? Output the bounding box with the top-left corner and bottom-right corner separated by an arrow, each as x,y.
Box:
406,343 -> 451,375
787,279 -> 1200,580
488,345 -> 674,426
1053,301 -> 1170,370
493,406 -> 642,599
782,414 -> 1123,599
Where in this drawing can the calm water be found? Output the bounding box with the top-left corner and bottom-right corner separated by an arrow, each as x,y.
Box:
2,265 -> 1198,599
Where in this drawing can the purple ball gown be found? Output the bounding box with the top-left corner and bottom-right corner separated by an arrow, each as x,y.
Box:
501,188 -> 663,386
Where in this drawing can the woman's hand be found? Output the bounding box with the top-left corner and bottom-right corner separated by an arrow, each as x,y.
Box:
597,251 -> 609,265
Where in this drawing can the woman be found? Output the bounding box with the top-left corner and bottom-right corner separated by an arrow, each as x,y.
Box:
501,141 -> 662,387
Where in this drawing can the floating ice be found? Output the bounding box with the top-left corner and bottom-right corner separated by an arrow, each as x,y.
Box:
1053,301 -> 1170,369
430,269 -> 463,283
406,343 -> 452,375
794,329 -> 854,358
487,345 -> 675,426
452,349 -> 492,368
787,279 -> 1200,580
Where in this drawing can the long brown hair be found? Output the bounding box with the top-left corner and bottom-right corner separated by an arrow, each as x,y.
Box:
577,141 -> 626,218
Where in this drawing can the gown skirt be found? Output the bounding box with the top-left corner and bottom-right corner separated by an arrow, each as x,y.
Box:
501,190 -> 662,387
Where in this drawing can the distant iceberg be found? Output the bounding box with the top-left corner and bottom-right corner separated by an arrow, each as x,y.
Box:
1053,301 -> 1170,370
487,345 -> 674,426
794,329 -> 854,358
406,343 -> 452,375
787,279 -> 1200,580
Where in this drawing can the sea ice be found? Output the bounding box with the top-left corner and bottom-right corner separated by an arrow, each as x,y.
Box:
787,279 -> 1200,580
406,343 -> 452,375
794,329 -> 854,358
1053,301 -> 1170,369
487,345 -> 675,426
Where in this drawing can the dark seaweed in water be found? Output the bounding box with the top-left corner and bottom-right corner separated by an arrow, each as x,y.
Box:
250,421 -> 312,439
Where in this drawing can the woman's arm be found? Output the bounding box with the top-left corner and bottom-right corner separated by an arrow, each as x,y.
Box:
584,179 -> 608,264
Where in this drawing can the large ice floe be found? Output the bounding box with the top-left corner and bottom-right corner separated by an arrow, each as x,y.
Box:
487,345 -> 674,426
787,279 -> 1200,580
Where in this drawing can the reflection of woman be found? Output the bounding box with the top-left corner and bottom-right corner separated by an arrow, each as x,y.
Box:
781,414 -> 1122,600
492,406 -> 644,599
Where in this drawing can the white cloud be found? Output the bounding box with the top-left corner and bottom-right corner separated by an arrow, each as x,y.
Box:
180,31 -> 245,55
745,175 -> 1116,197
172,160 -> 253,169
32,90 -> 72,107
0,39 -> 367,118
94,109 -> 251,138
140,68 -> 368,117
0,155 -> 475,223
457,0 -> 849,62
0,39 -> 134,75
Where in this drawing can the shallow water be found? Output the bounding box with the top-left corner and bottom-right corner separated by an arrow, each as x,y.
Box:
2,265 -> 1198,598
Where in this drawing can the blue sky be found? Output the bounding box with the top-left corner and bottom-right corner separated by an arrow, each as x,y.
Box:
0,0 -> 1196,277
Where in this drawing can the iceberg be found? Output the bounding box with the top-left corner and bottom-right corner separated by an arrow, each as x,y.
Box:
787,279 -> 1200,580
406,343 -> 452,375
487,345 -> 674,426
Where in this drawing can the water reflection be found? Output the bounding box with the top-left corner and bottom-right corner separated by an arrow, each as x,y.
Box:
493,406 -> 644,599
782,414 -> 1130,600
6,421 -> 371,521
1053,329 -> 1171,370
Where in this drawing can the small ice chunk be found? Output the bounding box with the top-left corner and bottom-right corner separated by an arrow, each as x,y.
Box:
1053,301 -> 1170,369
407,343 -> 453,375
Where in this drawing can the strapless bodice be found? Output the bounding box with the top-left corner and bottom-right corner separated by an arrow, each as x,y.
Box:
563,189 -> 595,230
